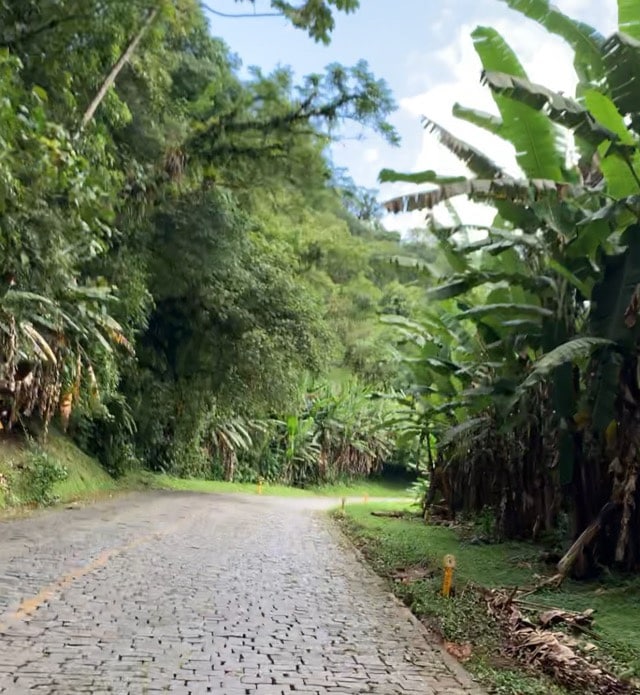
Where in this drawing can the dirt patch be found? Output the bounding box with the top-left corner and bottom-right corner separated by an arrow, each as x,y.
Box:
391,564 -> 434,583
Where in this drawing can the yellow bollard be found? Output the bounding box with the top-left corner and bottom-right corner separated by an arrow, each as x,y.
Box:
257,479 -> 263,495
363,493 -> 369,504
441,554 -> 456,598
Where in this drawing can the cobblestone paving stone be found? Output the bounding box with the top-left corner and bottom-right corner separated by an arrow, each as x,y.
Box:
0,492 -> 485,694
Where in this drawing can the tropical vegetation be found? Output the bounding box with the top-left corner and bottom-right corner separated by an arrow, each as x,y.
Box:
382,0 -> 640,578
4,0 -> 640,589
0,0 -> 425,503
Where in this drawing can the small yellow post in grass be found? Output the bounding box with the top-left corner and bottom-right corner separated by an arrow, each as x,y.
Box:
363,492 -> 369,504
257,478 -> 263,495
442,554 -> 456,598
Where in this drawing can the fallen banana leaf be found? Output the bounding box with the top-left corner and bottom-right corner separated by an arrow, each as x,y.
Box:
484,589 -> 637,694
538,607 -> 595,629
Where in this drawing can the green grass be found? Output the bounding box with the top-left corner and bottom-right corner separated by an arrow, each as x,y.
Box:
337,503 -> 640,694
129,471 -> 412,500
49,434 -> 121,501
0,430 -> 121,511
0,430 -> 411,514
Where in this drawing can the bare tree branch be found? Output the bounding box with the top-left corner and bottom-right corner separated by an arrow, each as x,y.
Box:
200,3 -> 283,18
80,7 -> 159,131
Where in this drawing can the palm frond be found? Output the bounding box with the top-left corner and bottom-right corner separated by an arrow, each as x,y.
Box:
481,70 -> 619,147
421,116 -> 503,178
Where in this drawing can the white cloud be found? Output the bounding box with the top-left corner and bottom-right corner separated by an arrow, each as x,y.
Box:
556,0 -> 616,32
402,17 -> 578,174
363,147 -> 379,164
382,0 -> 618,234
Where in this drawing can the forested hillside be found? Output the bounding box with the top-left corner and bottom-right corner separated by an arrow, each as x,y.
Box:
0,0 -> 429,490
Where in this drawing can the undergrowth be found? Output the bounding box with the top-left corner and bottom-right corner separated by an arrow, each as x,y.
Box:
336,503 -> 640,695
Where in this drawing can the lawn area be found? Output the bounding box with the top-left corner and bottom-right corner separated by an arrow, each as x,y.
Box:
337,502 -> 640,695
131,471 -> 412,500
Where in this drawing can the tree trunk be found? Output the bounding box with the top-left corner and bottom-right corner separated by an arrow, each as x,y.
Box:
557,501 -> 618,580
80,7 -> 159,130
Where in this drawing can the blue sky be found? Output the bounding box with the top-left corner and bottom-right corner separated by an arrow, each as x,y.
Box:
205,1 -> 617,229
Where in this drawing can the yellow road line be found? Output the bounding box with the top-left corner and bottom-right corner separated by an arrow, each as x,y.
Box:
0,531 -> 164,628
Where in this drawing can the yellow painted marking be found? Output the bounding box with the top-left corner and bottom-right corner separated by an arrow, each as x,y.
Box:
0,531 -> 165,628
441,554 -> 456,598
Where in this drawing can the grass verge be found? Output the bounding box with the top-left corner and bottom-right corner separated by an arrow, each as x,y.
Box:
1,431 -> 411,516
336,502 -> 640,695
128,471 -> 412,500
0,430 -> 122,512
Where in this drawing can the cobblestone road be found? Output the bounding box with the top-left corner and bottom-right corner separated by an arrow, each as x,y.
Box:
0,491 -> 484,694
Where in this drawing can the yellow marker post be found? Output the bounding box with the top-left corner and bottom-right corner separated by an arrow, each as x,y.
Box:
363,493 -> 369,504
257,479 -> 263,495
441,554 -> 456,598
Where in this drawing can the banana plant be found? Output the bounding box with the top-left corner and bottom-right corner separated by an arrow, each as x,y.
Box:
380,0 -> 640,570
0,284 -> 129,431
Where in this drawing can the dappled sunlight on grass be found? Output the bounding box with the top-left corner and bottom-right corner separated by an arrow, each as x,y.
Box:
339,502 -> 640,694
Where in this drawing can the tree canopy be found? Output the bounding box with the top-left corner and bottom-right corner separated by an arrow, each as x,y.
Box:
5,0 -> 640,582
0,0 -> 424,488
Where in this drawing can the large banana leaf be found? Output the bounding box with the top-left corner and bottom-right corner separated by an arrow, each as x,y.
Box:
498,0 -> 605,83
482,71 -> 619,148
439,416 -> 489,448
472,26 -> 528,76
567,219 -> 612,260
547,258 -> 591,297
428,270 -> 553,301
584,90 -> 640,198
383,177 -> 581,214
457,303 -> 553,321
378,117 -> 502,197
602,32 -> 640,130
422,117 -> 503,178
590,223 -> 640,347
472,27 -> 564,180
378,169 -> 466,185
452,103 -> 503,137
578,194 -> 640,226
458,229 -> 542,255
583,89 -> 636,144
520,336 -> 614,389
619,0 -> 640,41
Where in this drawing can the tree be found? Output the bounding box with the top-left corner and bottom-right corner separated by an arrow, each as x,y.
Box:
0,0 -> 419,493
224,0 -> 359,44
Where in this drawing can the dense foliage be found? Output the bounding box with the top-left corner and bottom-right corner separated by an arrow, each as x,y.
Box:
383,0 -> 640,576
0,0 -> 422,487
6,0 -> 640,579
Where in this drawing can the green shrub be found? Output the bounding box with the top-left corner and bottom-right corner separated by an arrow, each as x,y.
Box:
22,447 -> 68,505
